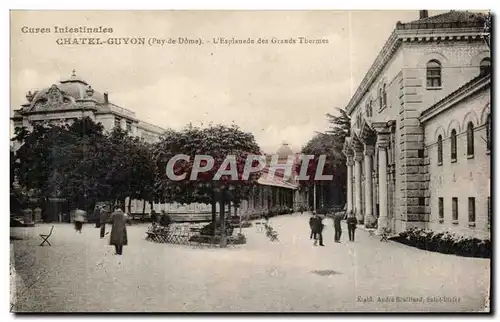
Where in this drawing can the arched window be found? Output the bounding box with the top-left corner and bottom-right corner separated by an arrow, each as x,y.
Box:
426,60 -> 442,88
382,83 -> 387,106
480,58 -> 491,76
437,135 -> 443,164
487,114 -> 491,151
378,88 -> 383,109
467,122 -> 474,156
451,129 -> 457,161
366,100 -> 372,117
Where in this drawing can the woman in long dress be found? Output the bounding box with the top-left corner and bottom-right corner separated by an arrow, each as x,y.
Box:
109,208 -> 128,255
74,209 -> 86,233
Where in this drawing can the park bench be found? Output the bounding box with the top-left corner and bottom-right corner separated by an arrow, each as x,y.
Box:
39,225 -> 54,246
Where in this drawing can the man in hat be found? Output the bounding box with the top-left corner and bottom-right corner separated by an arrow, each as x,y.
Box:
109,207 -> 128,255
311,212 -> 325,246
346,211 -> 357,242
333,210 -> 344,243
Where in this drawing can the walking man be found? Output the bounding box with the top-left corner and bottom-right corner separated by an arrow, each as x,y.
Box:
93,206 -> 101,228
311,213 -> 325,246
109,208 -> 128,255
333,211 -> 343,243
347,212 -> 357,242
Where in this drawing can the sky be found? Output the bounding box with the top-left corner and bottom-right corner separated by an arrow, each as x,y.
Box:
10,10 -> 452,153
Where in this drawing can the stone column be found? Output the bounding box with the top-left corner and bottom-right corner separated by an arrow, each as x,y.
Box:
346,156 -> 354,214
354,151 -> 363,223
364,145 -> 375,226
377,137 -> 389,234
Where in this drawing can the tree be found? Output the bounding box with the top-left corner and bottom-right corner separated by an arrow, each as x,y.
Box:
128,137 -> 156,214
153,123 -> 262,246
296,107 -> 351,210
53,118 -> 110,211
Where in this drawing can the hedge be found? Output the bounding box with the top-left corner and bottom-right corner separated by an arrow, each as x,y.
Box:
391,228 -> 491,258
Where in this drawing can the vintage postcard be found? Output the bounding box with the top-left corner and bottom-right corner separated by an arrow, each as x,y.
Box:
9,10 -> 491,313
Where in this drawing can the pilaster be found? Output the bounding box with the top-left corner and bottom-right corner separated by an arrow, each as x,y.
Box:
397,69 -> 428,231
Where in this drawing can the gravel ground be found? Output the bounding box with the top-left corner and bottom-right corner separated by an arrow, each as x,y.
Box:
10,214 -> 490,312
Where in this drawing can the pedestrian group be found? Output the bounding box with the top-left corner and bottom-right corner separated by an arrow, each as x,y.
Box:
309,210 -> 357,246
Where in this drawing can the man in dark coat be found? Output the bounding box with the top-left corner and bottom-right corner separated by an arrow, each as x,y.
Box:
346,212 -> 357,242
99,207 -> 109,239
150,210 -> 157,224
93,207 -> 101,228
311,213 -> 325,246
333,211 -> 344,243
109,208 -> 128,255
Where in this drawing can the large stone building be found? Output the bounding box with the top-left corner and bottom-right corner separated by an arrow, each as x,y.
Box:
11,74 -> 305,219
342,10 -> 491,238
11,70 -> 165,147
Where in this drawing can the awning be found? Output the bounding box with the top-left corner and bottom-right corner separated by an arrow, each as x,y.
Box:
258,175 -> 298,190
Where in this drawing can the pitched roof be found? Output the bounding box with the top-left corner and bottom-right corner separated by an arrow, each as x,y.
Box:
397,10 -> 487,30
411,10 -> 486,24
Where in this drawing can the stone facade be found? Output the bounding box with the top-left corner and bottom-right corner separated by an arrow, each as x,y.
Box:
421,76 -> 490,239
11,71 -> 165,145
342,11 -> 491,237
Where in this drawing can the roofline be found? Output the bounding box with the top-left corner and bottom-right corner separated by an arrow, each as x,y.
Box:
345,24 -> 487,116
419,75 -> 490,123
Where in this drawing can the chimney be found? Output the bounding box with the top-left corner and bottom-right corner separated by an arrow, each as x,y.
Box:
420,10 -> 429,19
104,92 -> 109,104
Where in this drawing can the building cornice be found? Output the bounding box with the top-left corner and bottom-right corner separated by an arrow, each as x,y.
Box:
13,106 -> 99,117
420,75 -> 490,123
345,26 -> 487,116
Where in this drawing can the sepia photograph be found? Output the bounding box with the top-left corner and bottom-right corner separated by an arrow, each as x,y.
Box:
9,9 -> 491,313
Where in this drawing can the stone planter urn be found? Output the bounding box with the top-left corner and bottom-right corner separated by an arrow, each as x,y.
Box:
34,207 -> 42,223
23,208 -> 33,225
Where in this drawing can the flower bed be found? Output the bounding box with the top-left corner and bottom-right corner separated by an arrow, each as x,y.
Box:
390,228 -> 491,258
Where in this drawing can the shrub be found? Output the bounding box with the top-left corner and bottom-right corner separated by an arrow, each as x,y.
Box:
390,228 -> 490,258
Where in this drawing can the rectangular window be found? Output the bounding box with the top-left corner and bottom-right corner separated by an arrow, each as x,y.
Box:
438,198 -> 444,223
468,197 -> 476,226
452,197 -> 458,223
418,197 -> 425,206
126,121 -> 132,132
426,69 -> 441,87
418,149 -> 425,158
114,117 -> 121,128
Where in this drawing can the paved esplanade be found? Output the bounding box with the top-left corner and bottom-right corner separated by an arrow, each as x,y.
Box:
11,214 -> 489,312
